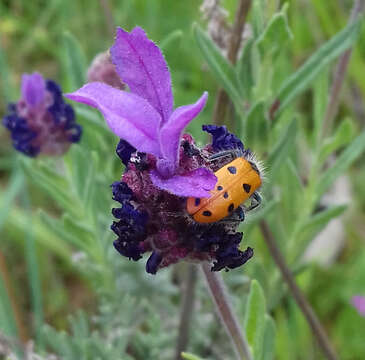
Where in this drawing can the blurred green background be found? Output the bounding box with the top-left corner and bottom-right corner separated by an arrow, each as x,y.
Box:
1,1 -> 365,359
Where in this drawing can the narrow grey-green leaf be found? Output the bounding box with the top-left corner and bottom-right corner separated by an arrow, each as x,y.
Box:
193,24 -> 242,109
22,189 -> 44,345
262,314 -> 276,360
63,31 -> 87,89
274,18 -> 361,118
266,118 -> 297,178
0,276 -> 18,338
244,100 -> 269,149
317,130 -> 365,199
312,69 -> 329,147
251,0 -> 265,37
181,352 -> 205,360
256,5 -> 293,55
160,29 -> 183,50
39,210 -> 89,252
244,280 -> 267,360
0,169 -> 24,229
318,118 -> 354,164
299,205 -> 347,238
22,159 -> 82,217
237,39 -> 260,100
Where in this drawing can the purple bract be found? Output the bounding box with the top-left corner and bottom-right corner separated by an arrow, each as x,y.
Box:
66,26 -> 216,198
2,72 -> 82,157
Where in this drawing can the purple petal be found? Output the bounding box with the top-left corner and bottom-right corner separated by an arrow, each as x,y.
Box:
21,72 -> 45,107
351,295 -> 365,317
159,92 -> 208,172
150,167 -> 217,198
65,82 -> 161,156
110,27 -> 173,124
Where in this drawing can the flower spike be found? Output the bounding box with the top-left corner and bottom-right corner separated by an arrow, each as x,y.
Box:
2,72 -> 82,157
66,27 -> 255,274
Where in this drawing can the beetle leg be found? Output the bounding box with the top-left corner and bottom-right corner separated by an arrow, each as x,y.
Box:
207,149 -> 239,162
245,192 -> 262,212
219,205 -> 245,224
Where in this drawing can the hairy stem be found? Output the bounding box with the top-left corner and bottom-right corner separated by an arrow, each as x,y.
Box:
259,220 -> 338,360
201,263 -> 253,360
175,265 -> 198,360
322,0 -> 364,136
212,0 -> 252,125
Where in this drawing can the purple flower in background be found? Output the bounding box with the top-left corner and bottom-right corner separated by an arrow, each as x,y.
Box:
2,73 -> 82,157
66,27 -> 254,274
351,295 -> 365,317
66,26 -> 216,198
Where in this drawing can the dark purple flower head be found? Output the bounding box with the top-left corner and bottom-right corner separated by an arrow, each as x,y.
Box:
2,73 -> 82,157
66,27 -> 254,274
110,126 -> 254,274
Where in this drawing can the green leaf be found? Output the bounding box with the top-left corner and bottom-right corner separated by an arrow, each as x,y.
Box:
160,29 -> 183,50
244,280 -> 267,360
262,315 -> 276,360
251,0 -> 265,37
22,159 -> 82,217
237,39 -> 260,100
63,31 -> 87,90
22,189 -> 44,345
0,169 -> 24,230
256,4 -> 293,55
316,130 -> 365,199
266,118 -> 297,179
65,145 -> 96,205
300,205 -> 347,235
0,275 -> 18,338
318,118 -> 354,164
312,69 -> 329,147
295,205 -> 347,258
193,24 -> 242,110
181,352 -> 205,360
274,18 -> 362,118
39,210 -> 90,252
244,100 -> 269,149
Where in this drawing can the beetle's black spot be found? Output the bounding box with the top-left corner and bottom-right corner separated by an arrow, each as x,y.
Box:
243,183 -> 251,193
249,161 -> 260,175
195,198 -> 201,206
223,192 -> 228,199
228,203 -> 234,212
217,185 -> 223,191
202,210 -> 212,217
228,166 -> 237,174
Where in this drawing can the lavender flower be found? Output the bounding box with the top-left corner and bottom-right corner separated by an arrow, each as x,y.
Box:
66,27 -> 254,274
2,73 -> 82,157
351,295 -> 365,317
